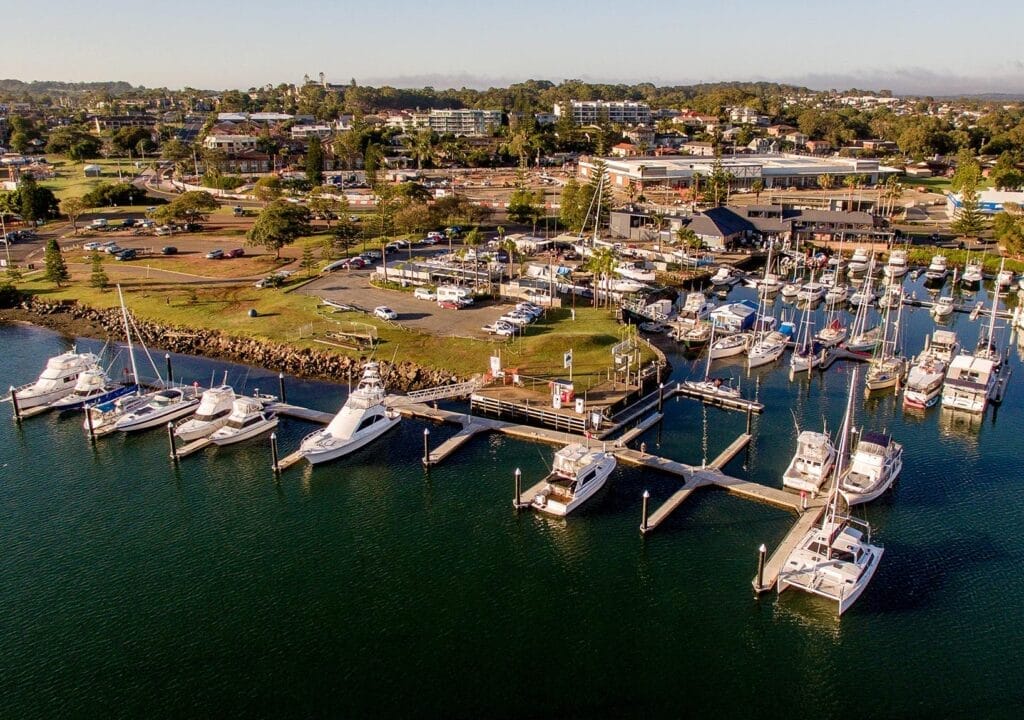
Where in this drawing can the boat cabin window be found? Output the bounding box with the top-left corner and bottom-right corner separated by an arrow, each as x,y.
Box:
579,470 -> 596,486
356,415 -> 381,432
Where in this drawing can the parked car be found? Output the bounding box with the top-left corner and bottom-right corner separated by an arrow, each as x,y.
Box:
161,246 -> 178,255
205,249 -> 224,259
114,248 -> 137,261
226,248 -> 245,258
362,249 -> 383,261
83,241 -> 104,251
373,306 -> 398,320
483,321 -> 517,336
121,218 -> 136,228
155,225 -> 174,236
90,218 -> 108,229
232,206 -> 245,217
437,300 -> 461,310
103,244 -> 123,255
413,287 -> 436,301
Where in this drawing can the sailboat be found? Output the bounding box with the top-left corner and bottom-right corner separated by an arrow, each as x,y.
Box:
865,280 -> 907,392
847,258 -> 882,353
747,244 -> 788,369
777,367 -> 885,615
684,324 -> 742,400
789,302 -> 820,375
975,261 -> 1006,370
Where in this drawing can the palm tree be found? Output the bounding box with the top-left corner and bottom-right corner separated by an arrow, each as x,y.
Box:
464,227 -> 482,291
751,178 -> 765,203
843,175 -> 858,212
586,246 -> 617,308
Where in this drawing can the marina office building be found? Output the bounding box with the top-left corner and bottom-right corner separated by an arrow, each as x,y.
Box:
579,153 -> 900,191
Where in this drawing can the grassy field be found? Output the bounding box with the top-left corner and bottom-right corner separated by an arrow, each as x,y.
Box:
14,275 -> 651,388
38,157 -> 144,202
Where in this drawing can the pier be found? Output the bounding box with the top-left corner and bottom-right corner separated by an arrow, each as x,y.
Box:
752,505 -> 828,593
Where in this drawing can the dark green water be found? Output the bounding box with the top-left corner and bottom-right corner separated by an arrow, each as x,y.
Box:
2,277 -> 1024,718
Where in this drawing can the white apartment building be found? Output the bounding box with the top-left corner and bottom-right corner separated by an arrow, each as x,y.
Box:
291,124 -> 335,139
385,109 -> 502,137
202,134 -> 259,152
553,100 -> 652,126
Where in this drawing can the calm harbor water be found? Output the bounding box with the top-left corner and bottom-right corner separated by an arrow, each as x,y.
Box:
2,275 -> 1024,718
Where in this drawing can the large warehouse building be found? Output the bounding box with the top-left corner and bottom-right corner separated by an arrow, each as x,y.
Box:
579,153 -> 900,190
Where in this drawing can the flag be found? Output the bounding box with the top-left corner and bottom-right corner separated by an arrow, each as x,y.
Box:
563,350 -> 573,369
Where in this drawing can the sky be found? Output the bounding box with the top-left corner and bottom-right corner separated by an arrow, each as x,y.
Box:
5,0 -> 1024,95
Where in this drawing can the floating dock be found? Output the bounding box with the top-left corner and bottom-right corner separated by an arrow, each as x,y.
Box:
175,437 -> 213,458
674,385 -> 765,413
752,505 -> 828,593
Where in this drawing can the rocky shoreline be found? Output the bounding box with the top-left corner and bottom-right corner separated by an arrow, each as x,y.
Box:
0,298 -> 466,393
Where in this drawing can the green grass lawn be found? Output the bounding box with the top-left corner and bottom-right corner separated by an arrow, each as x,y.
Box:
39,157 -> 143,201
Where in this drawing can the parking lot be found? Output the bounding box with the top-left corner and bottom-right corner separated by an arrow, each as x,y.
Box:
299,266 -> 534,339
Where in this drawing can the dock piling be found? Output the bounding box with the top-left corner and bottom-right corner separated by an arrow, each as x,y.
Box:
641,490 -> 650,533
167,421 -> 178,463
165,354 -> 174,385
278,373 -> 287,404
746,405 -> 752,433
85,405 -> 95,442
422,427 -> 430,466
756,543 -> 766,592
270,432 -> 280,475
657,383 -> 664,412
514,467 -> 522,509
9,386 -> 22,423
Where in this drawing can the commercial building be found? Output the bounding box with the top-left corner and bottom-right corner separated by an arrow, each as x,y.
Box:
580,153 -> 899,191
89,114 -> 157,134
553,101 -> 652,126
945,189 -> 1024,218
422,109 -> 502,136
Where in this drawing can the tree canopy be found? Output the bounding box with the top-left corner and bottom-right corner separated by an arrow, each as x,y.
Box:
246,200 -> 311,257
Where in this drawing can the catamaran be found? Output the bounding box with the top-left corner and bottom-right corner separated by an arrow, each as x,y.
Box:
777,368 -> 885,616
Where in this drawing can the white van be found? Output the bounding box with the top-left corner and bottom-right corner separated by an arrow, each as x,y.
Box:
436,285 -> 472,305
413,287 -> 436,301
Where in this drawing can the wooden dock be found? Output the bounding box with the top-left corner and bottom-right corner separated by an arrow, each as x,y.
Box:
276,450 -> 305,471
615,412 -> 663,446
515,480 -> 549,509
674,384 -> 765,413
268,403 -> 334,424
424,421 -> 489,466
709,474 -> 813,512
707,433 -> 752,470
176,437 -> 212,458
753,505 -> 827,593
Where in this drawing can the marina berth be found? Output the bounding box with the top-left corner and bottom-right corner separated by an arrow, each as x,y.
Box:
529,443 -> 616,516
174,385 -> 237,442
839,430 -> 904,505
115,386 -> 201,432
49,366 -> 134,412
941,354 -> 997,414
884,249 -> 909,278
209,397 -> 278,446
782,431 -> 836,494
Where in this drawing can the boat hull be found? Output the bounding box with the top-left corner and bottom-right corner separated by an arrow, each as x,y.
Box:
52,384 -> 135,412
116,400 -> 200,432
211,417 -> 279,446
302,414 -> 401,465
531,458 -> 615,516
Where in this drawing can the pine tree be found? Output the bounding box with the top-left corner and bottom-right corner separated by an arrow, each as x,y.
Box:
89,251 -> 109,289
300,244 -> 317,276
951,184 -> 986,236
305,136 -> 324,186
43,237 -> 69,287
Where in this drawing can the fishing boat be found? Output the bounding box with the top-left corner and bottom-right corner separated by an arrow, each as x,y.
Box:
838,429 -> 904,505
796,281 -> 826,303
174,384 -> 237,442
931,296 -> 955,319
115,386 -> 201,432
961,258 -> 983,288
903,330 -> 960,409
780,281 -> 800,299
782,431 -> 836,494
673,319 -> 713,349
941,354 -> 997,414
48,366 -> 135,412
209,397 -> 278,446
996,267 -> 1014,288
299,362 -> 401,465
777,369 -> 884,615
530,443 -> 616,517
924,255 -> 949,283
710,265 -> 744,287
11,350 -> 102,410
883,249 -> 909,279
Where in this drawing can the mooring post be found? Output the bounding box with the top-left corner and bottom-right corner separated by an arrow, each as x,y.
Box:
9,386 -> 22,423
514,467 -> 522,508
658,382 -> 664,412
641,490 -> 650,533
756,543 -> 767,592
167,421 -> 178,463
270,432 -> 280,475
85,405 -> 95,442
422,427 -> 430,466
746,404 -> 753,434
640,441 -> 647,458
165,353 -> 174,385
278,373 -> 287,404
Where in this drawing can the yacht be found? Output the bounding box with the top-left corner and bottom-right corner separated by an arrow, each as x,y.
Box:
84,393 -> 152,437
865,287 -> 907,392
848,287 -> 876,307
877,285 -> 904,310
961,259 -> 983,288
710,266 -> 743,287
115,386 -> 201,432
782,431 -> 836,494
924,255 -> 949,283
209,397 -> 278,446
49,366 -> 134,412
903,330 -> 960,409
684,326 -> 742,399
847,248 -> 870,275
839,431 -> 904,505
796,281 -> 826,303
931,296 -> 955,319
615,261 -> 656,284
996,267 -> 1014,288
941,354 -> 997,413
747,330 -> 787,368
780,281 -> 800,299
814,318 -> 848,348
824,283 -> 849,305
679,291 -> 715,321
883,249 -> 909,278
530,443 -> 616,516
790,306 -> 820,375
673,319 -> 712,349
777,369 -> 884,616
11,350 -> 102,409
174,385 -> 237,442
708,331 -> 751,359
299,362 -> 400,465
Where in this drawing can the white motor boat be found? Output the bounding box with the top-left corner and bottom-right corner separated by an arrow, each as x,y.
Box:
115,386 -> 201,432
941,354 -> 997,413
883,249 -> 909,278
710,266 -> 743,287
825,284 -> 849,305
747,331 -> 787,369
996,268 -> 1014,288
924,255 -> 949,282
679,291 -> 715,320
777,369 -> 884,616
931,296 -> 955,318
11,350 -> 102,409
709,331 -> 751,359
530,443 -> 616,516
796,282 -> 826,303
615,261 -> 656,283
849,288 -> 876,307
780,282 -> 800,299
847,248 -> 870,275
877,286 -> 904,310
174,385 -> 237,442
903,330 -> 960,409
685,325 -> 743,399
84,393 -> 153,437
747,272 -> 782,294
49,366 -> 134,411
839,431 -> 904,505
210,397 -> 278,446
782,431 -> 836,494
814,318 -> 848,348
961,260 -> 983,287
300,362 -> 400,465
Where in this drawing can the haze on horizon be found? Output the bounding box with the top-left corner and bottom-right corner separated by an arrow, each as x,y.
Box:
7,0 -> 1024,96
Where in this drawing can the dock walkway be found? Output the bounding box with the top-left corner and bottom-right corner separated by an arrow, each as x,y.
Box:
753,505 -> 827,593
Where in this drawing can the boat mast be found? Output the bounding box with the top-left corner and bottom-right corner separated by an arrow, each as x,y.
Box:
117,285 -> 141,391
826,365 -> 860,558
985,261 -> 1002,351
